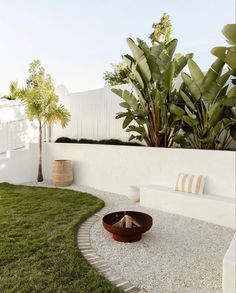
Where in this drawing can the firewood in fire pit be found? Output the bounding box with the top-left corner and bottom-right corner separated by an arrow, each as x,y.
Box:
113,216 -> 126,228
113,214 -> 141,228
125,215 -> 132,228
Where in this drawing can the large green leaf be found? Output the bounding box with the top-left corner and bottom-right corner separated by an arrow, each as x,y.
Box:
208,102 -> 224,127
174,53 -> 193,76
216,70 -> 231,87
211,47 -> 226,60
119,102 -> 131,109
180,90 -> 195,111
116,112 -> 128,119
227,86 -> 236,98
203,59 -> 224,88
225,47 -> 236,70
181,72 -> 201,100
123,115 -> 133,128
170,104 -> 185,117
188,59 -> 204,88
164,62 -> 175,93
111,88 -> 123,98
222,24 -> 236,45
123,54 -> 134,67
127,38 -> 151,83
150,43 -> 164,58
122,90 -> 138,110
131,63 -> 145,88
183,115 -> 195,127
165,39 -> 178,59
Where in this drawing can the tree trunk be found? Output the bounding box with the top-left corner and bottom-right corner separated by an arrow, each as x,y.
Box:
37,121 -> 43,182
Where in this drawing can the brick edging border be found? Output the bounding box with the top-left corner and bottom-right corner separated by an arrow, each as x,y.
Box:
77,209 -> 146,293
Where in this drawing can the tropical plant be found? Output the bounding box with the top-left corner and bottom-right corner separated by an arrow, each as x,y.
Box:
211,24 -> 236,80
211,23 -> 236,143
103,13 -> 173,87
14,60 -> 70,182
172,58 -> 235,149
103,62 -> 131,86
111,15 -> 193,147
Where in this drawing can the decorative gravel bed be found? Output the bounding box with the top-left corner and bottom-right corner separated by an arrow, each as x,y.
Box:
26,182 -> 234,293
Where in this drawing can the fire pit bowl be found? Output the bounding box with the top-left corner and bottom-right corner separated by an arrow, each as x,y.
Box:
103,211 -> 153,242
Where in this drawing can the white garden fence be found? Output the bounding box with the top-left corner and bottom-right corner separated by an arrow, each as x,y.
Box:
0,99 -> 38,153
52,85 -> 131,142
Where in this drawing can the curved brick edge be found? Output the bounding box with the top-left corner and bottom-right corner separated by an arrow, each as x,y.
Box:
77,209 -> 147,293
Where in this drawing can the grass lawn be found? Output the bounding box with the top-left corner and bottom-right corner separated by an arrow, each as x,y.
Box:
0,183 -> 122,293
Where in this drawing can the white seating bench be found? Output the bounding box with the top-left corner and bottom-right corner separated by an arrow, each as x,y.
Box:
223,233 -> 236,293
140,185 -> 236,229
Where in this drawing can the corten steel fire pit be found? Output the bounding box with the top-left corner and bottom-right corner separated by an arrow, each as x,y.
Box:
103,211 -> 153,242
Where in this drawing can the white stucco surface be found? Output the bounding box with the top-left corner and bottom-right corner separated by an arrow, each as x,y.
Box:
43,143 -> 236,199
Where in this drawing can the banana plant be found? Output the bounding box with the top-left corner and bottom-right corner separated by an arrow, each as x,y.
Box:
211,23 -> 236,142
211,24 -> 236,80
112,35 -> 193,147
172,58 -> 235,149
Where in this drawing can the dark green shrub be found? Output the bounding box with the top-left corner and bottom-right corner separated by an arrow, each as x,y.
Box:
55,137 -> 79,143
55,137 -> 143,146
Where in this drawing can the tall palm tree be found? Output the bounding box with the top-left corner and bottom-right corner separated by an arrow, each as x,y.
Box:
13,60 -> 70,182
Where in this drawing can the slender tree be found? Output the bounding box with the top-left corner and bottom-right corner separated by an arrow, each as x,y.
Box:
15,60 -> 70,182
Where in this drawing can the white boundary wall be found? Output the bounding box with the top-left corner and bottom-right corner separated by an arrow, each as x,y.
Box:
0,143 -> 38,183
43,143 -> 236,199
0,99 -> 38,153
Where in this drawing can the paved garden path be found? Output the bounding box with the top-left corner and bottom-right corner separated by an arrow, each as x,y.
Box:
27,182 -> 234,293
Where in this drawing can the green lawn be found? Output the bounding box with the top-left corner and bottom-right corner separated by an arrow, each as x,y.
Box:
0,183 -> 122,293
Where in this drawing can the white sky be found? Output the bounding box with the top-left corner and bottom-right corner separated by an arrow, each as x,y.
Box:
0,0 -> 235,94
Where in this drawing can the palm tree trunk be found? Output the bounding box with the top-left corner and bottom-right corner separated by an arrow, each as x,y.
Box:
37,121 -> 43,182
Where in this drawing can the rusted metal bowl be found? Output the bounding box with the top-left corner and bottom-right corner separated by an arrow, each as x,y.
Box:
103,211 -> 153,242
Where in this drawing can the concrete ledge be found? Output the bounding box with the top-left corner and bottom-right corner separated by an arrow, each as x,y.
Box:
140,185 -> 236,229
223,234 -> 236,293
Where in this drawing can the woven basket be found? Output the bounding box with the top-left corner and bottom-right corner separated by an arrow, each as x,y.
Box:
52,160 -> 73,187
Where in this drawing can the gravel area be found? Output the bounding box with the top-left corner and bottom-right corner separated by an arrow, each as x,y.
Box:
24,182 -> 234,293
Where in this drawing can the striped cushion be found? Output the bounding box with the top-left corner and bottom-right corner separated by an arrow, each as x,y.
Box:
175,173 -> 206,195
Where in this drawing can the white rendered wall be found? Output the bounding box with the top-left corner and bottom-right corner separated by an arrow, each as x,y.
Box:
0,99 -> 38,153
43,143 -> 236,199
0,143 -> 38,183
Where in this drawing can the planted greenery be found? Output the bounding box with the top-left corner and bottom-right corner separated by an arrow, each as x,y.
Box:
172,24 -> 236,149
112,14 -> 193,147
172,59 -> 234,149
111,17 -> 236,150
211,24 -> 236,142
55,137 -> 143,146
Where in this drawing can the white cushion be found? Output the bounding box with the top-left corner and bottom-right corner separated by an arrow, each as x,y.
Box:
175,173 -> 206,195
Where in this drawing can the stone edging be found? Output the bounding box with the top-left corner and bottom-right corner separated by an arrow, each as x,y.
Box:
77,209 -> 147,293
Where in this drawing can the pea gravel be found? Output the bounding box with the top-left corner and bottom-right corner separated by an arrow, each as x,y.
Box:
25,182 -> 234,293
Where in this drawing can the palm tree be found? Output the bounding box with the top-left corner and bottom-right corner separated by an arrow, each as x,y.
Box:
14,60 -> 70,182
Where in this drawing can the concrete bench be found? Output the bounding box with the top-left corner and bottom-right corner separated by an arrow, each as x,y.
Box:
223,234 -> 236,293
140,185 -> 235,229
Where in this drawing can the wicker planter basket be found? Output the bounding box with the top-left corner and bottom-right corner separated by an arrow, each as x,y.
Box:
52,160 -> 73,187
